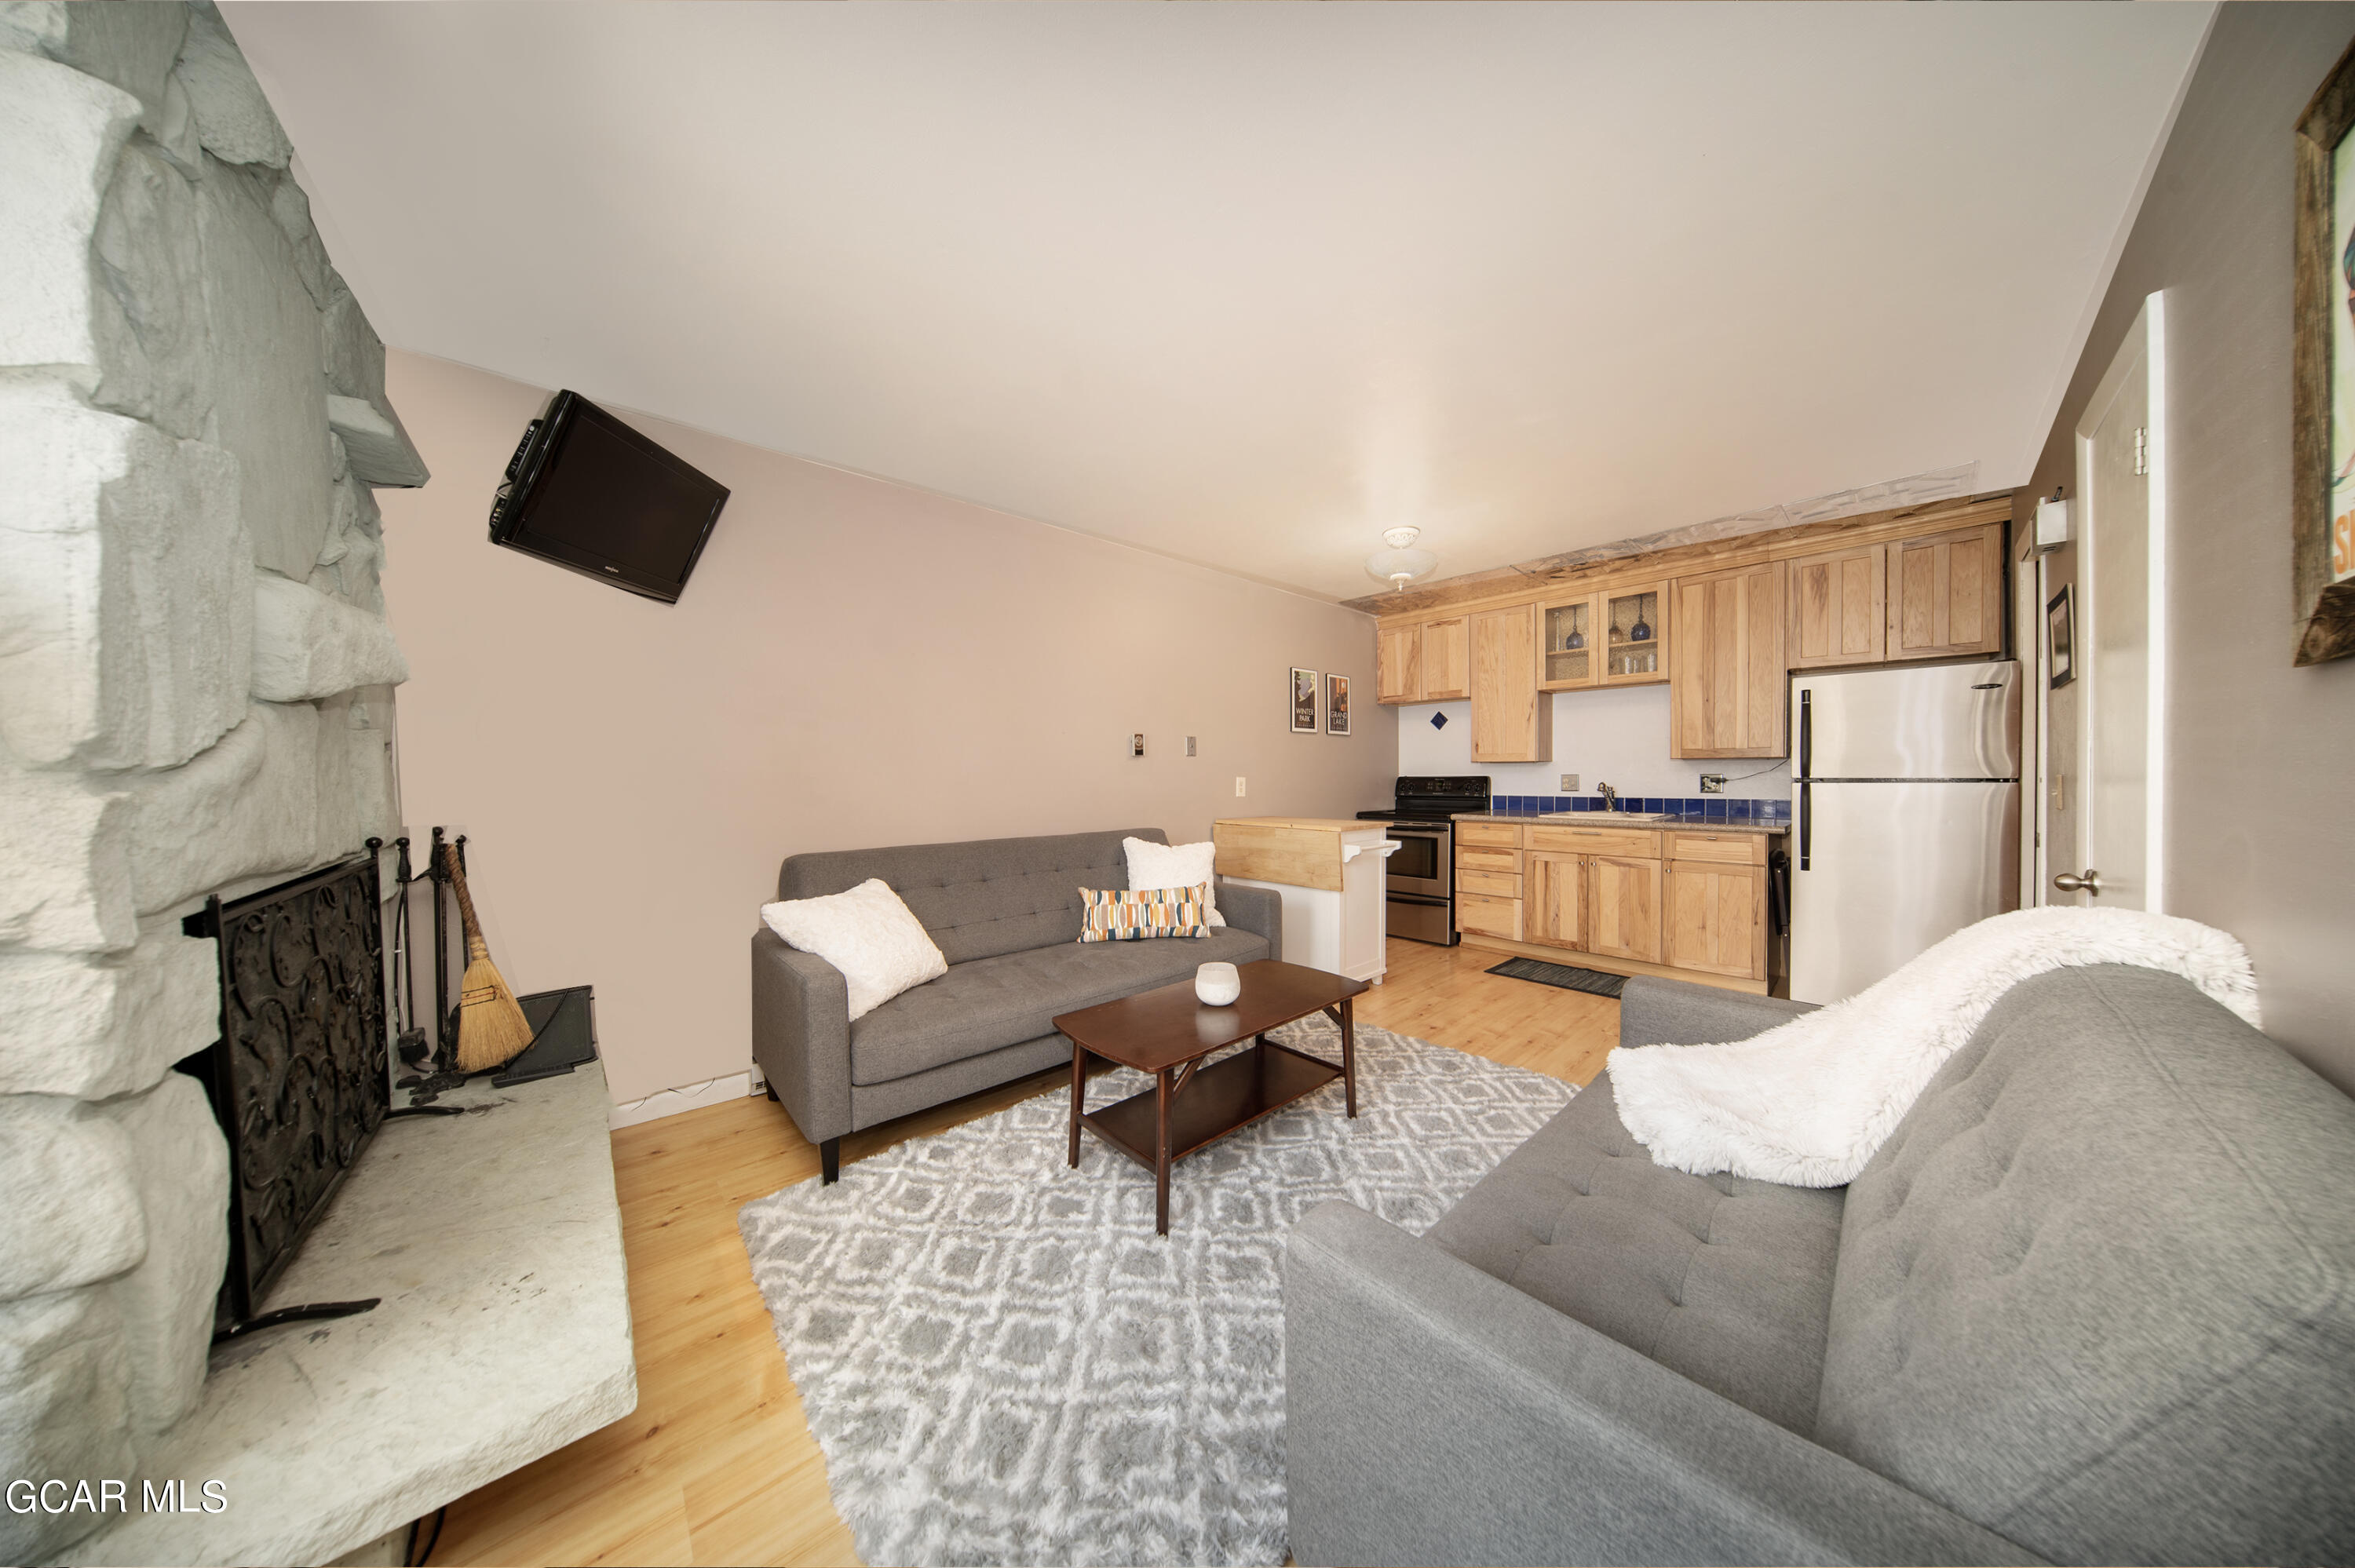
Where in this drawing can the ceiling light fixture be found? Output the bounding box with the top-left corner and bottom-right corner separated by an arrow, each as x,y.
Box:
1364,526 -> 1437,592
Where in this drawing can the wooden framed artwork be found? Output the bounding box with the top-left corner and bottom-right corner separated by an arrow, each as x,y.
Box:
2046,585 -> 2076,690
1290,668 -> 1319,733
2291,37 -> 2355,664
1326,673 -> 1350,735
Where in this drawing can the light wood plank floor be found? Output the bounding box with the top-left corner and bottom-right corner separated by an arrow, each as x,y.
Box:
427,939 -> 1617,1566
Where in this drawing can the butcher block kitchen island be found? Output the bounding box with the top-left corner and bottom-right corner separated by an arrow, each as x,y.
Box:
1453,814 -> 1788,994
1211,818 -> 1398,983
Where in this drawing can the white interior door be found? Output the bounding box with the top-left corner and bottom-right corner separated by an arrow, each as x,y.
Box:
2065,295 -> 2167,910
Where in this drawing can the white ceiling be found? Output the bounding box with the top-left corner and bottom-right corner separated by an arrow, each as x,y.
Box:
225,1 -> 2211,603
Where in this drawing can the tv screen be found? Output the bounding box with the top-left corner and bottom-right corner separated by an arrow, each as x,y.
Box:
488,391 -> 729,603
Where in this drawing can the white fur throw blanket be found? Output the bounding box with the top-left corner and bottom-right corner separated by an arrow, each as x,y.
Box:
1606,907 -> 2261,1187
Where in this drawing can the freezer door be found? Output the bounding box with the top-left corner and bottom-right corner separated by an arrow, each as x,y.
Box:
1790,779 -> 2020,1004
1793,661 -> 2020,780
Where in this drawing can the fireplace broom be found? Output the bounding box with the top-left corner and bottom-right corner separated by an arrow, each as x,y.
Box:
444,844 -> 535,1072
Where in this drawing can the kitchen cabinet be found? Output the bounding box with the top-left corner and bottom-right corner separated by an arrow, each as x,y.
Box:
1665,859 -> 1766,979
1541,582 -> 1667,691
1787,542 -> 1887,668
1586,855 -> 1663,965
1375,625 -> 1419,703
1422,617 -> 1469,698
1524,851 -> 1585,950
1376,617 -> 1470,704
1889,522 -> 2005,662
1470,604 -> 1552,763
1452,821 -> 1778,991
1456,892 -> 1522,941
1669,561 -> 1786,759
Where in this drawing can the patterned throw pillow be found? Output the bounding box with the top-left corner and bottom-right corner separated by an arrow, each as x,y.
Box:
1077,884 -> 1210,942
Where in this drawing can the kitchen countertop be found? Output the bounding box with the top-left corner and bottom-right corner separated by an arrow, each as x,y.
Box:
1451,811 -> 1787,833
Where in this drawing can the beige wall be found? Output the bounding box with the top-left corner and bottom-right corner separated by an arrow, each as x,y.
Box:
378,351 -> 1394,1102
2019,2 -> 2355,1094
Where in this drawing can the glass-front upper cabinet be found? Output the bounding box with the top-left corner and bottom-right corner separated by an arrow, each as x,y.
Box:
1602,582 -> 1665,684
1540,597 -> 1594,689
1541,583 -> 1667,689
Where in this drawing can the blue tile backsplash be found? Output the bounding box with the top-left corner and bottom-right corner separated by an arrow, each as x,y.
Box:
1483,793 -> 1791,821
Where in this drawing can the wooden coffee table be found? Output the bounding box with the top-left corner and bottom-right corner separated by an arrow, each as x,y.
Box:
1055,959 -> 1370,1234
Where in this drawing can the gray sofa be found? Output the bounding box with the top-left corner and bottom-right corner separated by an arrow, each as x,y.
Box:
1287,965 -> 2355,1566
752,828 -> 1279,1183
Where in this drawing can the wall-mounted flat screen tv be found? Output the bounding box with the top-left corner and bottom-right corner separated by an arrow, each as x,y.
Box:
488,391 -> 729,603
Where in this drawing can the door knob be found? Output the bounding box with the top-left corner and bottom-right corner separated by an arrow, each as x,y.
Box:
2053,870 -> 2103,895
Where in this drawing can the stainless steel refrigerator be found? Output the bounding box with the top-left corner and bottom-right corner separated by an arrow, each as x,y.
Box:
1790,659 -> 2021,1004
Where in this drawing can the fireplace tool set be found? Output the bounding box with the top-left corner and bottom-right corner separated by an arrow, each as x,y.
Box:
394,827 -> 598,1107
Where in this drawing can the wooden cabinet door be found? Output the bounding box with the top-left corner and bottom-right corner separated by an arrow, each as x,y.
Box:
1470,604 -> 1553,763
1421,617 -> 1470,700
1788,543 -> 1887,667
1586,855 -> 1662,965
1665,860 -> 1765,979
1889,521 -> 2005,661
1538,595 -> 1600,691
1669,561 -> 1787,758
1599,582 -> 1668,685
1455,892 -> 1522,941
1524,852 -> 1586,950
1376,623 -> 1421,704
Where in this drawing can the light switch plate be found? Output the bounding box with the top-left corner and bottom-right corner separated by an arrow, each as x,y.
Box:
1186,736 -> 1196,757
1560,774 -> 1578,791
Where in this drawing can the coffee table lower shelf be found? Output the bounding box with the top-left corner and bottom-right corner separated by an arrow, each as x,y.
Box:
1079,1040 -> 1340,1179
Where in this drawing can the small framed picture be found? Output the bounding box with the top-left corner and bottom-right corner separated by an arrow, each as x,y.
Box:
1326,673 -> 1350,735
1290,668 -> 1319,733
2046,585 -> 2076,689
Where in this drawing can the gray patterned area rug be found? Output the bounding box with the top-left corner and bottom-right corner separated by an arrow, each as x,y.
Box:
737,1017 -> 1575,1568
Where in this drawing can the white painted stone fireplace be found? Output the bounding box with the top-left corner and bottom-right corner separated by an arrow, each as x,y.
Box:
1,4 -> 424,1559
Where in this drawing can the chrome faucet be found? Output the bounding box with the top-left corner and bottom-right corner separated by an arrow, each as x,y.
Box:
1599,783 -> 1617,813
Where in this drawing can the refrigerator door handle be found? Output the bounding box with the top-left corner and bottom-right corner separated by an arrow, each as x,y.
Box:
1798,780 -> 1811,870
1798,687 -> 1812,779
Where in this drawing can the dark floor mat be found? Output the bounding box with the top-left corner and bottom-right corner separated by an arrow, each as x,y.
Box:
1484,957 -> 1627,998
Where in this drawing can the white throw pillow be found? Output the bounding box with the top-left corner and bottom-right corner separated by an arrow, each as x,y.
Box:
1125,837 -> 1226,927
759,878 -> 948,1021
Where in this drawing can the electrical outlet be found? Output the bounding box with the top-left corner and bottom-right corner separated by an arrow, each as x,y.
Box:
1700,774 -> 1728,793
1560,774 -> 1578,792
1185,736 -> 1196,757
1235,776 -> 1247,797
1132,733 -> 1145,757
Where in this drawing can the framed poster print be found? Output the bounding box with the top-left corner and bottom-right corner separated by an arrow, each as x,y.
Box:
1290,668 -> 1319,733
2289,37 -> 2355,662
1326,673 -> 1350,735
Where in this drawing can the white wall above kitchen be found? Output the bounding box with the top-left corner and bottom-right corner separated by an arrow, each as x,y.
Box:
225,2 -> 2211,600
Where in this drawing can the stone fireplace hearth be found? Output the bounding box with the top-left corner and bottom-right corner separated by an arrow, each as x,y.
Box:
1,4 -> 426,1559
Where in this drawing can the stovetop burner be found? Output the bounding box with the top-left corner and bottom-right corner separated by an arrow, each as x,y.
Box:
1360,774 -> 1491,824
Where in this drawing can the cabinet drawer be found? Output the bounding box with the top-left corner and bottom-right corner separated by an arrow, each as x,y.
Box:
1455,892 -> 1522,940
1455,820 -> 1521,848
1668,832 -> 1766,866
1456,869 -> 1523,899
1527,826 -> 1662,857
1456,846 -> 1523,874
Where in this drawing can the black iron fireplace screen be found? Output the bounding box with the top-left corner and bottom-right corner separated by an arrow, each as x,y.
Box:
181,852 -> 389,1322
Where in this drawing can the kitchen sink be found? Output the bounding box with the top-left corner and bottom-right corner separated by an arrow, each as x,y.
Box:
1535,811 -> 1672,823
